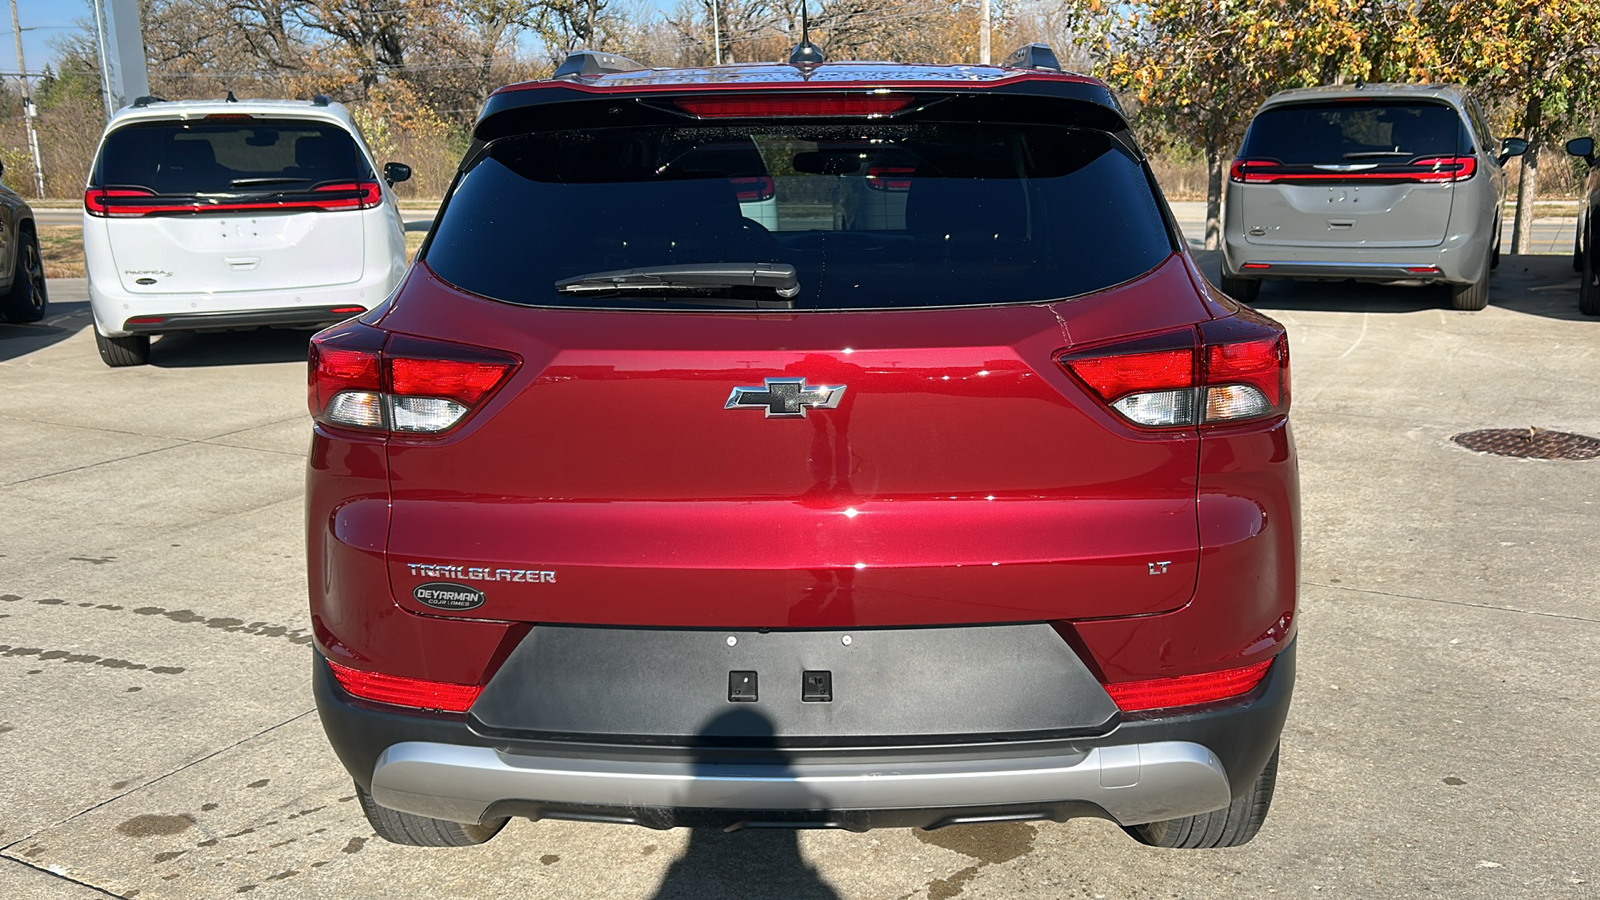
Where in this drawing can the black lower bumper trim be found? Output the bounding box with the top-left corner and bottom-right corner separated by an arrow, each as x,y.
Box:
124,305 -> 364,334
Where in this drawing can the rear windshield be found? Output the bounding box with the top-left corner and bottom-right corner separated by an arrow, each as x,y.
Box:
424,121 -> 1173,311
95,119 -> 371,195
1240,101 -> 1474,164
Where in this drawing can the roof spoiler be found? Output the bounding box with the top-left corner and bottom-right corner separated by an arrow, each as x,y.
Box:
553,50 -> 646,79
1003,43 -> 1061,72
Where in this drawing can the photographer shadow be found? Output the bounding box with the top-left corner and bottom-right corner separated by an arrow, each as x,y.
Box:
649,708 -> 842,900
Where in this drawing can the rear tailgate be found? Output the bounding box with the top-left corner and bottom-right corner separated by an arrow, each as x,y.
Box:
1236,99 -> 1471,249
381,261 -> 1208,629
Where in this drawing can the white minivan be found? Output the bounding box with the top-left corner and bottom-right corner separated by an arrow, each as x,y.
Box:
84,97 -> 410,366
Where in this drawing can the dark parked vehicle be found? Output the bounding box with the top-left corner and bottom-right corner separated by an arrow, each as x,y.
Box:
0,161 -> 48,324
1567,136 -> 1599,315
307,46 -> 1299,850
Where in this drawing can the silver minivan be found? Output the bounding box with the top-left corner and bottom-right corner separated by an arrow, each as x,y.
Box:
1221,84 -> 1526,310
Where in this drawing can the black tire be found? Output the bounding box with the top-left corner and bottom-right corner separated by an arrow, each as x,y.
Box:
355,782 -> 508,847
94,328 -> 151,367
1218,272 -> 1261,304
1449,251 -> 1491,311
1580,227 -> 1599,316
1125,744 -> 1279,849
0,227 -> 48,323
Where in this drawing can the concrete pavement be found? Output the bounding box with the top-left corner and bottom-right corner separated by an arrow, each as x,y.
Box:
1,263 -> 1596,899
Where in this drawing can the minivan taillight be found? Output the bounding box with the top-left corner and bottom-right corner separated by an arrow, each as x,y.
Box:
85,181 -> 383,217
1060,312 -> 1289,429
309,323 -> 520,435
1229,156 -> 1477,184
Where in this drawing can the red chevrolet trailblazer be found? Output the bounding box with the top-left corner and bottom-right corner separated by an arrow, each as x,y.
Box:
306,42 -> 1297,849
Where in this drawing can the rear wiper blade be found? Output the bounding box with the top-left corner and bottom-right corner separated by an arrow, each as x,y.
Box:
555,263 -> 800,300
1342,151 -> 1412,159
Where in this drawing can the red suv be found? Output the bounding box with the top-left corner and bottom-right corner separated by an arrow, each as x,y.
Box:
307,45 -> 1298,850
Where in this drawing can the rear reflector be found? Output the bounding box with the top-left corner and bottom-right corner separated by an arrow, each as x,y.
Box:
327,660 -> 482,712
1102,660 -> 1272,711
1404,265 -> 1442,274
1241,263 -> 1272,270
675,94 -> 914,118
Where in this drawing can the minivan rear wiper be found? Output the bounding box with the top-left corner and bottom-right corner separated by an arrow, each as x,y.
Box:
555,262 -> 800,306
1342,151 -> 1412,159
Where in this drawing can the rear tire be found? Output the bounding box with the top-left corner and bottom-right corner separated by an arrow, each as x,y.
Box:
0,228 -> 48,323
1449,252 -> 1491,311
1218,273 -> 1261,304
94,328 -> 151,367
356,782 -> 508,847
1580,229 -> 1599,317
1125,744 -> 1279,849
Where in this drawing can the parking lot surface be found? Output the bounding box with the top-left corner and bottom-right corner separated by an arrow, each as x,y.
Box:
1,253 -> 1596,899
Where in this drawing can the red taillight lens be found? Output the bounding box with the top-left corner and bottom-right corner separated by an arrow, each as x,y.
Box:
675,94 -> 914,118
85,181 -> 381,217
309,325 -> 520,435
1230,156 -> 1477,184
730,176 -> 776,202
1059,313 -> 1289,429
866,166 -> 915,191
1103,660 -> 1272,711
327,660 -> 482,712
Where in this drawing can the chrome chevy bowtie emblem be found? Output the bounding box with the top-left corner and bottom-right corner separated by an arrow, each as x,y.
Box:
725,378 -> 846,418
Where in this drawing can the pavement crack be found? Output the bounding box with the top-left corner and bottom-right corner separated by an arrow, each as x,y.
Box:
2,441 -> 193,488
0,710 -> 316,853
1306,580 -> 1599,624
0,857 -> 124,898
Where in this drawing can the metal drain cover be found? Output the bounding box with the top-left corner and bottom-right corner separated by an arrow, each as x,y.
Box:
1452,428 -> 1600,460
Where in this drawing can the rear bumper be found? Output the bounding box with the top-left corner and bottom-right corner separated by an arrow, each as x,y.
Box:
314,640 -> 1294,831
88,270 -> 395,337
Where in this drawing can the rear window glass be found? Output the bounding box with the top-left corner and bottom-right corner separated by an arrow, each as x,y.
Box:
1240,101 -> 1473,165
425,121 -> 1173,311
96,119 -> 371,195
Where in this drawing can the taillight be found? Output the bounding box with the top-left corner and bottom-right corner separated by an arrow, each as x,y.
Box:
1059,311 -> 1289,429
84,181 -> 383,217
675,94 -> 914,118
308,323 -> 520,436
866,166 -> 915,191
327,660 -> 482,712
1102,660 -> 1272,711
1230,156 -> 1478,184
730,176 -> 776,202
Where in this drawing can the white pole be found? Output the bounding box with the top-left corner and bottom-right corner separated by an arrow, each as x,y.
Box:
7,0 -> 45,197
712,0 -> 722,65
980,0 -> 991,64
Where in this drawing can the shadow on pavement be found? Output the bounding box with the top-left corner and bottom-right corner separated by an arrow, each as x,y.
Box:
0,297 -> 92,362
148,327 -> 315,368
649,709 -> 842,900
1190,249 -> 1592,321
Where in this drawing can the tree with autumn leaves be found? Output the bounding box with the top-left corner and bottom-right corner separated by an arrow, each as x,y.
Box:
1071,0 -> 1600,252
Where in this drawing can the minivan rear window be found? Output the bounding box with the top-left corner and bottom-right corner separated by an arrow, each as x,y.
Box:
95,119 -> 371,195
1239,101 -> 1473,165
425,121 -> 1174,311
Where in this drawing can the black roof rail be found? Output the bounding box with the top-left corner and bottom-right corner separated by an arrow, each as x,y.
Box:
312,94 -> 332,106
1003,43 -> 1061,72
553,50 -> 645,79
131,95 -> 166,108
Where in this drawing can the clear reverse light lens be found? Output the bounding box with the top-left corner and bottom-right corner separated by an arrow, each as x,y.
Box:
1112,389 -> 1196,427
325,390 -> 385,429
390,396 -> 470,433
1204,384 -> 1272,423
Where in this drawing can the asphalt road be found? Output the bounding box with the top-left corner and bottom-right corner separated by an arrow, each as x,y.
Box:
1,258 -> 1597,900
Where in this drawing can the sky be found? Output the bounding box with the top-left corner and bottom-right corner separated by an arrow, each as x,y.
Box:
4,0 -> 86,75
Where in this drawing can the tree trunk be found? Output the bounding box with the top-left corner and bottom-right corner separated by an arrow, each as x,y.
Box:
1510,99 -> 1542,256
1204,127 -> 1224,251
